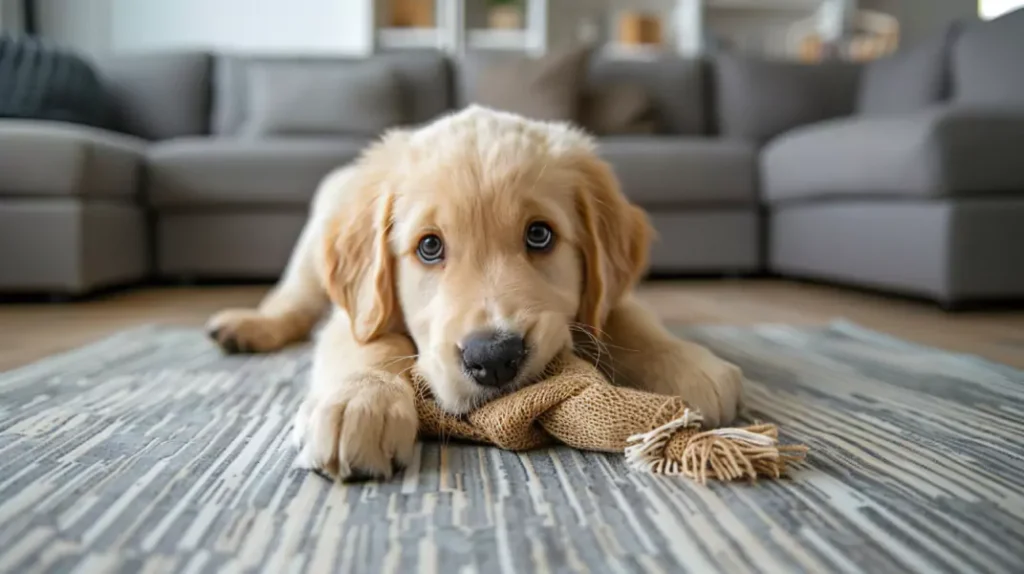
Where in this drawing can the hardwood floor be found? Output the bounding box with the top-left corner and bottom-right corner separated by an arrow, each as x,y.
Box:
1,279 -> 1023,372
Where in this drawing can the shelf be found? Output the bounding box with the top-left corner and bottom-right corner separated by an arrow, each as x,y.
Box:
376,27 -> 442,50
706,0 -> 820,11
374,0 -> 548,54
600,43 -> 667,61
467,29 -> 529,51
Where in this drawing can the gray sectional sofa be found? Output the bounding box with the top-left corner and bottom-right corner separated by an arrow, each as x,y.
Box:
759,13 -> 1024,304
1,8 -> 1022,307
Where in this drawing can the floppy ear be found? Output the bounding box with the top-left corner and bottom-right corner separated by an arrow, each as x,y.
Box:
574,155 -> 653,335
322,178 -> 398,344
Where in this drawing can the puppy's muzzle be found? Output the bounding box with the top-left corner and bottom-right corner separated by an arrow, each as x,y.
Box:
459,330 -> 527,388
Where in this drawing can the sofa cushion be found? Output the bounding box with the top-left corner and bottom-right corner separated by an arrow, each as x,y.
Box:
0,200 -> 147,294
95,52 -> 212,140
770,199 -> 1024,302
580,84 -> 656,136
714,53 -> 861,144
857,24 -> 958,116
240,60 -> 404,137
456,47 -> 590,122
586,54 -> 705,135
212,52 -> 451,137
0,120 -> 143,198
952,8 -> 1024,106
597,137 -> 757,207
147,138 -> 369,207
762,107 -> 1024,203
157,212 -> 307,279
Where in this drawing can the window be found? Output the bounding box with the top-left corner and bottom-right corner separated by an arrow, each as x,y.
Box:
979,0 -> 1024,20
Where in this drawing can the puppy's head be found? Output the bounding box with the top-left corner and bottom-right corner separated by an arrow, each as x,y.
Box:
323,106 -> 651,413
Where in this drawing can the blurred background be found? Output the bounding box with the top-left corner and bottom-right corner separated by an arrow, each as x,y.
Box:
1,0 -> 1023,367
0,0 -> 1007,60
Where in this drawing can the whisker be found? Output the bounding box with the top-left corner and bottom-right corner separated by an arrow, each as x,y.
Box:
573,345 -> 627,386
571,326 -> 607,370
379,354 -> 419,370
396,365 -> 418,380
569,322 -> 640,353
567,326 -> 635,387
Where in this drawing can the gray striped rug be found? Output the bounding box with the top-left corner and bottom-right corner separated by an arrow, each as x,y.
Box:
1,322 -> 1022,574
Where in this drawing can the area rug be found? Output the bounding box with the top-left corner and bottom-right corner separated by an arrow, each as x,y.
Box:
1,322 -> 1022,574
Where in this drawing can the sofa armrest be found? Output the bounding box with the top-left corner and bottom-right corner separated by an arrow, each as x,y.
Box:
762,105 -> 1024,203
0,120 -> 144,198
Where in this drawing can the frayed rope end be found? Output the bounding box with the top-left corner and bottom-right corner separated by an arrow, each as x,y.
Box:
624,409 -> 808,484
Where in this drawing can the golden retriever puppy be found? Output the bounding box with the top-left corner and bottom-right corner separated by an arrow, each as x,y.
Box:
207,105 -> 743,480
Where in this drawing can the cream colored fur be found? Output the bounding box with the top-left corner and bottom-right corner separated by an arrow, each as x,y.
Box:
207,106 -> 743,480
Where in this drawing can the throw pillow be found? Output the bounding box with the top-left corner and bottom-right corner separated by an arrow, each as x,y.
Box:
457,47 -> 591,122
239,61 -> 405,137
579,84 -> 656,135
952,9 -> 1024,106
96,52 -> 212,140
857,23 -> 959,116
714,53 -> 862,144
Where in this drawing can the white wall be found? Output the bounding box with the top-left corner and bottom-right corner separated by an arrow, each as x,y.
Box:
601,0 -> 823,58
547,0 -> 606,49
35,0 -> 111,55
0,0 -> 26,33
35,0 -> 373,56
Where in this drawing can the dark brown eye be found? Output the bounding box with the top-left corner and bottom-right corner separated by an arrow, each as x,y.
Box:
525,222 -> 554,252
417,234 -> 444,264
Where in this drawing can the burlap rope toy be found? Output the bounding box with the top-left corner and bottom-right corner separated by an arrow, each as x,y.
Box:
413,354 -> 808,485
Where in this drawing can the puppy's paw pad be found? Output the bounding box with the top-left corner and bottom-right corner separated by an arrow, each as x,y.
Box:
293,444 -> 314,470
702,359 -> 744,427
206,309 -> 285,354
719,364 -> 744,415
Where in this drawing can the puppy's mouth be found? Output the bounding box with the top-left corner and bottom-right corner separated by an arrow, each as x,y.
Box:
430,321 -> 574,415
453,341 -> 569,413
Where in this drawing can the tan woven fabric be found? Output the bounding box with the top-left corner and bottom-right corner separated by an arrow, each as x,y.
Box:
413,354 -> 808,484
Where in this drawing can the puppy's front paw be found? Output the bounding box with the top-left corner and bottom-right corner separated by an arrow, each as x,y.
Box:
673,343 -> 744,428
206,309 -> 287,354
293,372 -> 417,481
700,355 -> 744,427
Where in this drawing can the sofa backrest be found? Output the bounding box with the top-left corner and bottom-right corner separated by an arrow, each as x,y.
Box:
952,7 -> 1024,106
210,51 -> 452,137
584,54 -> 707,136
94,51 -> 212,140
713,53 -> 862,144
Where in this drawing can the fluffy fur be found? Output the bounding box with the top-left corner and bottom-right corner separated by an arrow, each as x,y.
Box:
207,106 -> 744,480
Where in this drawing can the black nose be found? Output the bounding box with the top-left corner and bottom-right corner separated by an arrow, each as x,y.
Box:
460,330 -> 526,387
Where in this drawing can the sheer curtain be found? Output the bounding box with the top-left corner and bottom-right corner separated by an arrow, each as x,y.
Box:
979,0 -> 1024,20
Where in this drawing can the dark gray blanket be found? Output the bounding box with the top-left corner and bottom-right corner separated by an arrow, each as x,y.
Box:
0,34 -> 117,129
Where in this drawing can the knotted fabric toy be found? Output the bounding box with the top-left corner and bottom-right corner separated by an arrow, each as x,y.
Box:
413,353 -> 807,485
